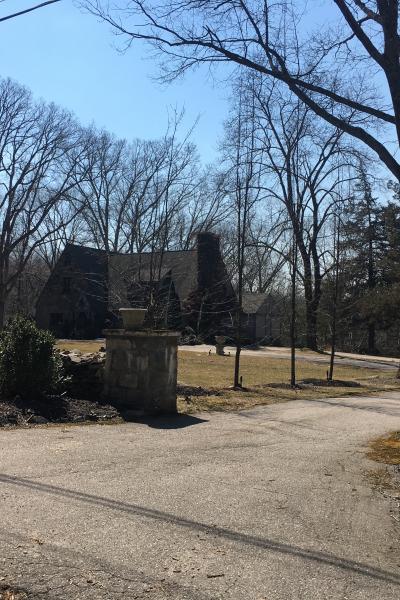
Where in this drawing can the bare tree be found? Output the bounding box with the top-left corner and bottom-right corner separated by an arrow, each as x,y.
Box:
76,113 -> 202,257
172,170 -> 229,250
222,76 -> 263,386
73,129 -> 127,253
328,209 -> 342,380
35,203 -> 87,270
6,254 -> 49,320
244,217 -> 286,292
248,80 -> 357,350
0,78 -> 85,326
289,206 -> 299,386
85,0 -> 400,180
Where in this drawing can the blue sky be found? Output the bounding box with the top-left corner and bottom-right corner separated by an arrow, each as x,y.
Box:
0,1 -> 366,169
0,1 -> 231,163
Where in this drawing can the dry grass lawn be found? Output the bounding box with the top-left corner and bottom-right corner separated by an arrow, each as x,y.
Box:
365,433 -> 400,493
56,340 -> 400,413
368,432 -> 400,466
177,350 -> 400,412
56,340 -> 105,354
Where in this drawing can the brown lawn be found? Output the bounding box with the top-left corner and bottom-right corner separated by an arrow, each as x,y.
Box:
56,340 -> 400,413
368,432 -> 400,466
56,340 -> 105,354
176,350 -> 399,412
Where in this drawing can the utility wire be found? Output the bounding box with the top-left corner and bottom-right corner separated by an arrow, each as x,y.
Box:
0,0 -> 61,23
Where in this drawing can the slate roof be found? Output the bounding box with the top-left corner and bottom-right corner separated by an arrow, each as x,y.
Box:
242,292 -> 269,314
63,243 -> 108,276
108,249 -> 198,308
61,245 -> 199,304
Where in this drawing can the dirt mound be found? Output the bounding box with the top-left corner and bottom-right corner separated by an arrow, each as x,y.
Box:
177,383 -> 222,397
0,395 -> 120,428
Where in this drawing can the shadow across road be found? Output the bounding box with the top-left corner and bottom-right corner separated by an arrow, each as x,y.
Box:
121,413 -> 208,429
0,473 -> 399,587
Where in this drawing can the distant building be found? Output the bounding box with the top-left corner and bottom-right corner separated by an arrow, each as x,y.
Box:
36,233 -> 236,339
241,292 -> 284,344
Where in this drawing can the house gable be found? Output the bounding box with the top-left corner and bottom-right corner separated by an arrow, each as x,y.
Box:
36,233 -> 237,339
36,244 -> 108,338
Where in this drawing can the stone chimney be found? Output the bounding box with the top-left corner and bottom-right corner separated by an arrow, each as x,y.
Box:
197,232 -> 221,290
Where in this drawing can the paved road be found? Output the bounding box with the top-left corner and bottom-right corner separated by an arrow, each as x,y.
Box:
180,344 -> 399,371
1,394 -> 400,599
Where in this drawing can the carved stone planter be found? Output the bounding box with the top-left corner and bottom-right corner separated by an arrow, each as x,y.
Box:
119,308 -> 147,330
215,335 -> 227,356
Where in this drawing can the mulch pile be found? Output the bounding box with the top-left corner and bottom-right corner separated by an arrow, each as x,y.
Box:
0,348 -> 122,427
177,383 -> 221,397
0,395 -> 121,428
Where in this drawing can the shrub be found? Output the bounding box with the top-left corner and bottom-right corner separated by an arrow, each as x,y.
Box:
0,316 -> 64,401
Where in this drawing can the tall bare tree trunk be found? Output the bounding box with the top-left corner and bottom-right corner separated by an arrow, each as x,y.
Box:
367,213 -> 376,354
234,307 -> 242,388
290,236 -> 297,387
329,214 -> 341,381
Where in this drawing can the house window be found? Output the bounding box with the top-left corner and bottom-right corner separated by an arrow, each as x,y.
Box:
62,277 -> 71,293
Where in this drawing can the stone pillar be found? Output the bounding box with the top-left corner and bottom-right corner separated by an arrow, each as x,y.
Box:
103,329 -> 179,414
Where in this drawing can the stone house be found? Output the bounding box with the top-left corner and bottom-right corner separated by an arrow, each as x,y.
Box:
36,232 -> 237,339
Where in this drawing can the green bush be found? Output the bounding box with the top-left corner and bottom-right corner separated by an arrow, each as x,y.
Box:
0,316 -> 64,401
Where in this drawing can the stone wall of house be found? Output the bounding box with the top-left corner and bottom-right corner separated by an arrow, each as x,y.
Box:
36,245 -> 108,338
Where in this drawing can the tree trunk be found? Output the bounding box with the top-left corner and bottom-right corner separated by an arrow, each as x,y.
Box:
328,216 -> 341,381
299,247 -> 319,351
366,206 -> 376,354
0,269 -> 7,328
290,239 -> 297,387
303,270 -> 318,351
0,295 -> 6,329
328,315 -> 336,382
367,323 -> 376,355
305,299 -> 318,351
234,312 -> 242,388
234,260 -> 243,388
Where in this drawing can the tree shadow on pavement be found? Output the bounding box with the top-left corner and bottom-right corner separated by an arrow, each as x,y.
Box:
0,473 -> 399,587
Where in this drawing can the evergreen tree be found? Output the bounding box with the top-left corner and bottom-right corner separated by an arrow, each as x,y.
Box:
341,170 -> 382,353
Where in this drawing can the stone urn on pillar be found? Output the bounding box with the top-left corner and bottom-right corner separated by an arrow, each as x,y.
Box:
215,335 -> 227,356
103,308 -> 180,415
119,307 -> 147,330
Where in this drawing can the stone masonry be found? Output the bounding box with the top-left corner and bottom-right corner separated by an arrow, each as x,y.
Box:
103,329 -> 179,414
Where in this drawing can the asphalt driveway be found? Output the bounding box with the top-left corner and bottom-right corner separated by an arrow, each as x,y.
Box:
1,393 -> 400,599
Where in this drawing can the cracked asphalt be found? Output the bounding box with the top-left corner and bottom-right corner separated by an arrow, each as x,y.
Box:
1,392 -> 400,599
